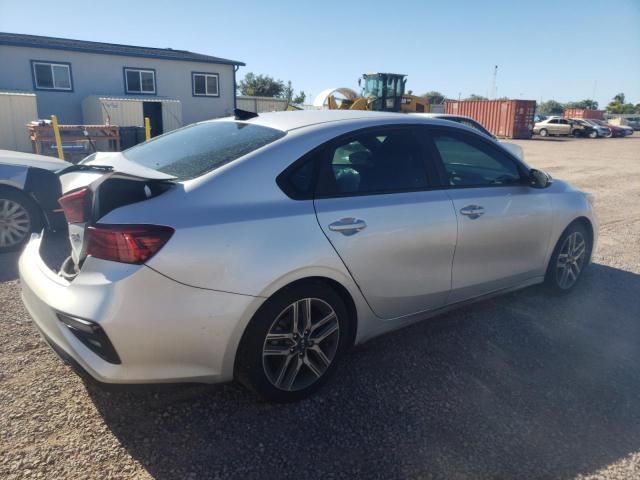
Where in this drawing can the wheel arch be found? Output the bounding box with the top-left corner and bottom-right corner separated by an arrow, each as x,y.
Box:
546,215 -> 595,273
0,183 -> 45,226
571,216 -> 594,244
251,276 -> 359,350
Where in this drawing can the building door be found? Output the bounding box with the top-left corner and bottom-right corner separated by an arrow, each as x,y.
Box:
143,102 -> 163,137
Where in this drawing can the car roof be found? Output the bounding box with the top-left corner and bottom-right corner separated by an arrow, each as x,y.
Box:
412,113 -> 464,119
220,109 -> 453,132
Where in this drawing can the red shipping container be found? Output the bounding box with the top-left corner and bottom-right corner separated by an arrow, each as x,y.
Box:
563,108 -> 604,120
445,99 -> 536,139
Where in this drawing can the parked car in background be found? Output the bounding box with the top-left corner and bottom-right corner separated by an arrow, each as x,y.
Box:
0,150 -> 70,253
20,110 -> 598,402
533,117 -> 573,137
588,119 -> 632,137
569,119 -> 610,138
622,117 -> 640,130
412,113 -> 524,160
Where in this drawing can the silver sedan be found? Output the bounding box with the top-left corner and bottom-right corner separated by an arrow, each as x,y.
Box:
19,110 -> 598,401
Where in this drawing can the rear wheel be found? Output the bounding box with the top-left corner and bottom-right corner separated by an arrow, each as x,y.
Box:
539,128 -> 548,137
235,281 -> 350,402
545,222 -> 592,293
588,130 -> 598,139
0,188 -> 42,253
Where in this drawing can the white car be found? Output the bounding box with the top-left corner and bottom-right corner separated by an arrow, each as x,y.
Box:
19,110 -> 597,401
0,150 -> 70,252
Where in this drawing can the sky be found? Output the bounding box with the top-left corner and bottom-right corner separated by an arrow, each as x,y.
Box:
1,0 -> 639,107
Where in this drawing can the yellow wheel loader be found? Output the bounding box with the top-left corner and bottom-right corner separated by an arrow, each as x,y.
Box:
315,73 -> 430,113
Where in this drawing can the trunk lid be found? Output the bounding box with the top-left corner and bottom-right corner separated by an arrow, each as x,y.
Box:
54,152 -> 176,277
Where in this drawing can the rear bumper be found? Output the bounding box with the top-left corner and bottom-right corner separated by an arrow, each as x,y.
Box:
19,234 -> 262,385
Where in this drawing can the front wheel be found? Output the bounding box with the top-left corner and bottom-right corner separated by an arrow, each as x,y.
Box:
0,189 -> 42,254
539,128 -> 549,137
588,130 -> 598,139
545,223 -> 592,293
235,282 -> 350,402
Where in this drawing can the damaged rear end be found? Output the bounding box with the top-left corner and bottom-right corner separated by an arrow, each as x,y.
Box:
53,161 -> 176,279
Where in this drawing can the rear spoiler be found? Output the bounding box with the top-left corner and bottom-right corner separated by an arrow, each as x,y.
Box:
234,108 -> 259,121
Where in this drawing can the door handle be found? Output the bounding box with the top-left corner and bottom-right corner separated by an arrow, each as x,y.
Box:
459,205 -> 485,219
328,218 -> 367,235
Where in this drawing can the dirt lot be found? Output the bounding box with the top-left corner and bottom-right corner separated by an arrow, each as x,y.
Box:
1,136 -> 639,480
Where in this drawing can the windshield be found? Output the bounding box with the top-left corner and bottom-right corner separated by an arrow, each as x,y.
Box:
123,121 -> 286,180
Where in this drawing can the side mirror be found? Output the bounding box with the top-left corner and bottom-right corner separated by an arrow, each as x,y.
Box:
529,168 -> 552,188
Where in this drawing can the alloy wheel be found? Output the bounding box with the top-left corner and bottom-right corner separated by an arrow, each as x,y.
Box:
262,298 -> 340,391
555,231 -> 587,289
0,198 -> 31,249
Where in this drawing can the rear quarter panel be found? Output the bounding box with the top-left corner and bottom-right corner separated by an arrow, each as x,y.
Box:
97,125 -> 385,343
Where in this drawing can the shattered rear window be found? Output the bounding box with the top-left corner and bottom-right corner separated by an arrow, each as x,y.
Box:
123,121 -> 286,180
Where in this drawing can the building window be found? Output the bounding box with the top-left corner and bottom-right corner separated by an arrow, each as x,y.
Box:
31,61 -> 72,91
192,72 -> 219,97
124,68 -> 156,94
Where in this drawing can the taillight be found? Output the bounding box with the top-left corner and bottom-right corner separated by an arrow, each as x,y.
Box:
58,188 -> 92,224
86,224 -> 174,264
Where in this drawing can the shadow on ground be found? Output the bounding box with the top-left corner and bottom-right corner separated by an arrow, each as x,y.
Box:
79,263 -> 640,478
0,251 -> 20,282
528,137 -> 571,142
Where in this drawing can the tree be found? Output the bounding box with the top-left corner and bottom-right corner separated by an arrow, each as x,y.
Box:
283,80 -> 294,104
606,93 -> 637,114
538,100 -> 564,115
420,91 -> 446,105
238,72 -> 285,97
292,91 -> 306,105
465,94 -> 488,100
565,99 -> 599,110
613,93 -> 625,104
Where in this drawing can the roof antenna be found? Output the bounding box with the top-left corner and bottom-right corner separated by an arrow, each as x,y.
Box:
234,108 -> 258,120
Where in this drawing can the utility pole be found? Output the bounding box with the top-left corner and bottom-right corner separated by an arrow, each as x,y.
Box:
490,65 -> 498,100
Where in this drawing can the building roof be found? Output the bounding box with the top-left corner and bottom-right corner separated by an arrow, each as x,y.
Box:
0,32 -> 245,66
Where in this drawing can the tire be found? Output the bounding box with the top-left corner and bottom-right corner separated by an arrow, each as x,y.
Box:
604,131 -> 613,138
588,130 -> 598,139
544,222 -> 592,293
235,281 -> 351,402
0,188 -> 43,254
539,128 -> 548,137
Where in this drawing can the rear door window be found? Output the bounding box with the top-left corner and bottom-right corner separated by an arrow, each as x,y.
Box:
316,127 -> 430,197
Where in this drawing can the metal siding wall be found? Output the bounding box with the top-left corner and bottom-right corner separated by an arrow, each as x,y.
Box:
100,98 -> 144,126
236,96 -> 288,113
161,101 -> 182,132
0,92 -> 38,152
81,96 -> 102,124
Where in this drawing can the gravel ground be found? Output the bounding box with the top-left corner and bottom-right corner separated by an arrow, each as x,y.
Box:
1,136 -> 639,479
